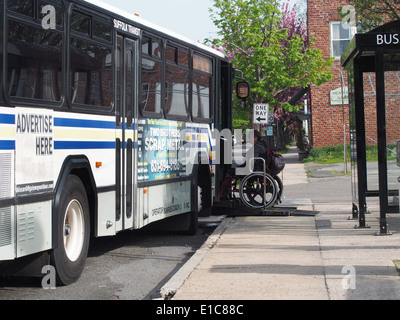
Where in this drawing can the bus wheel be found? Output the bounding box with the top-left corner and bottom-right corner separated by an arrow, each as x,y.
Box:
197,165 -> 212,217
51,175 -> 90,286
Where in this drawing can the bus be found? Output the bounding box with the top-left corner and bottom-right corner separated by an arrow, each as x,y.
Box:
0,0 -> 236,285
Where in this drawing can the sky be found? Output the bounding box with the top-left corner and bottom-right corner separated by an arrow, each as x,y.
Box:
100,0 -> 218,43
99,0 -> 302,44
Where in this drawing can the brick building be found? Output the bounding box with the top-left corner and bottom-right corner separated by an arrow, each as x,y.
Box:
307,0 -> 353,148
307,0 -> 400,150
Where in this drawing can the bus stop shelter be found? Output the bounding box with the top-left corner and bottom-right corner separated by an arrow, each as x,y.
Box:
341,21 -> 400,235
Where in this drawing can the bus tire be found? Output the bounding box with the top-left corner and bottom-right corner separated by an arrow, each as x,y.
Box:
197,164 -> 212,217
185,174 -> 201,236
186,187 -> 199,236
51,175 -> 90,286
186,206 -> 198,236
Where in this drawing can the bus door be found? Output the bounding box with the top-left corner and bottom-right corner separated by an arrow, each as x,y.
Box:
116,35 -> 138,232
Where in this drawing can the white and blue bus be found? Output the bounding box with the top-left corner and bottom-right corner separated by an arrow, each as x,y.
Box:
0,0 -> 235,285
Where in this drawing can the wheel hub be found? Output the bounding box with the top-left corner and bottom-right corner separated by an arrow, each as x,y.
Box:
65,224 -> 71,236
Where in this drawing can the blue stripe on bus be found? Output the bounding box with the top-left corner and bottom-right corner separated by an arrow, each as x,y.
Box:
0,114 -> 15,125
54,118 -> 116,129
0,140 -> 15,150
54,141 -> 116,150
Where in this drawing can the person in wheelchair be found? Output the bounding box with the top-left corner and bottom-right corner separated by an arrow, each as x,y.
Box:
219,130 -> 267,199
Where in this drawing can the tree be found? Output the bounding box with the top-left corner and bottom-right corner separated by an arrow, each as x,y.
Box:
207,0 -> 333,129
340,0 -> 400,32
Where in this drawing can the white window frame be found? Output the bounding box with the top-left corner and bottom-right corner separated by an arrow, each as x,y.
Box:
330,21 -> 357,59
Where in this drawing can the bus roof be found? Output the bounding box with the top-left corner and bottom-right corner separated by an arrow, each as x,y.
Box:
83,0 -> 226,59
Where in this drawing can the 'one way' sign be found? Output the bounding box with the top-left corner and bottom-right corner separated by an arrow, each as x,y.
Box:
253,103 -> 269,124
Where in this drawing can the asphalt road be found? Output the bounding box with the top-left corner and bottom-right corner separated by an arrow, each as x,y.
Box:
0,217 -> 222,300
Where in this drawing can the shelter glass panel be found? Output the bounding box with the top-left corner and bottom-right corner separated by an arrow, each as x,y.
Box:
363,72 -> 379,193
383,53 -> 400,208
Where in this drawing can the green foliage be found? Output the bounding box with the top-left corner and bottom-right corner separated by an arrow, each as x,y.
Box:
207,0 -> 333,121
339,0 -> 400,32
305,144 -> 397,164
232,118 -> 250,130
306,145 -> 350,164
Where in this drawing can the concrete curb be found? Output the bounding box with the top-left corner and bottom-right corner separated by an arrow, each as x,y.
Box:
159,216 -> 234,300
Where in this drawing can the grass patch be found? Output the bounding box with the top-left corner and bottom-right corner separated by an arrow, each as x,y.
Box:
303,144 -> 397,164
393,260 -> 400,276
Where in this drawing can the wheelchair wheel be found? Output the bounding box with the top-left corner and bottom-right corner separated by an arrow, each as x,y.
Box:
239,172 -> 278,209
273,175 -> 284,205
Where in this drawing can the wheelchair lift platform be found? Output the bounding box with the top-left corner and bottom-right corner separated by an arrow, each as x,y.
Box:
212,200 -> 301,217
260,206 -> 297,216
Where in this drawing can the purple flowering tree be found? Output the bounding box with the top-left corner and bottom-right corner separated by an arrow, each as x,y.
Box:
207,0 -> 333,138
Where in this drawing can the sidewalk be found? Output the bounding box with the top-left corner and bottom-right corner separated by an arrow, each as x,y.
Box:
160,146 -> 400,300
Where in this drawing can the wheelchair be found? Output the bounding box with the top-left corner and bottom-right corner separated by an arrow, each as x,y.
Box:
223,153 -> 284,210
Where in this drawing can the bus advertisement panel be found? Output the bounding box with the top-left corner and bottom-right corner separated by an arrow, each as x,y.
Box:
138,119 -> 186,182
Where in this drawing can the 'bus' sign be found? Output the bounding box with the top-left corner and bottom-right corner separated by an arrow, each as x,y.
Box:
377,33 -> 400,46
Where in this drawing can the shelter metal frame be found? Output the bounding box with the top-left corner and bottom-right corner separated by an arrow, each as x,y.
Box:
341,21 -> 400,235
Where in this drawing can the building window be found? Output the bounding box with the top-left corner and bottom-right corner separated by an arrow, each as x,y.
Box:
330,22 -> 356,59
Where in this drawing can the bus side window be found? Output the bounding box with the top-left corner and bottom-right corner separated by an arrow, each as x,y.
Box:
0,0 -> 3,103
192,54 -> 213,120
164,44 -> 189,119
141,34 -> 162,116
8,0 -> 34,17
70,37 -> 112,107
165,64 -> 189,118
0,67 -> 2,103
192,73 -> 211,119
141,58 -> 162,114
7,20 -> 62,102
